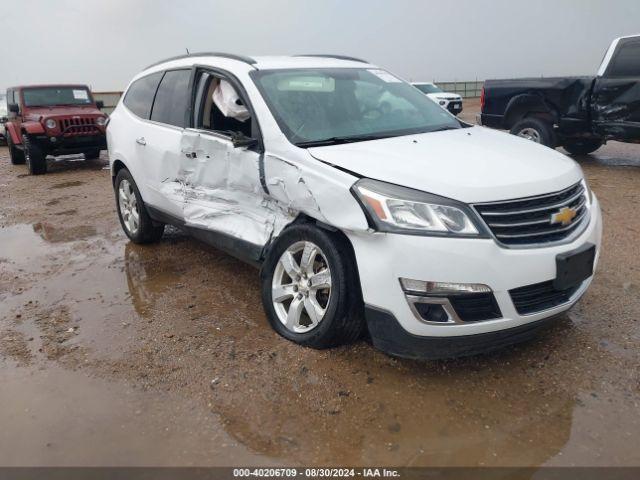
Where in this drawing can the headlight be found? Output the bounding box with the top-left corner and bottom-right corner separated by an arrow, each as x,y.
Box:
45,119 -> 57,129
352,178 -> 487,237
581,178 -> 593,205
96,116 -> 107,126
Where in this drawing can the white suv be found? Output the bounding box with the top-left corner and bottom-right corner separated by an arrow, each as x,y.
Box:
107,53 -> 602,359
412,82 -> 463,115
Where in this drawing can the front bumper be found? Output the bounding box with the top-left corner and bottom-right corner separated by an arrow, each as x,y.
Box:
31,133 -> 106,155
348,195 -> 602,357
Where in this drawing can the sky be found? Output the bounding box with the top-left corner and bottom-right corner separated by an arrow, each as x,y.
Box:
2,0 -> 639,92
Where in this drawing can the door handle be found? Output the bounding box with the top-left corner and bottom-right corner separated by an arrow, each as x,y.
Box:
136,137 -> 146,146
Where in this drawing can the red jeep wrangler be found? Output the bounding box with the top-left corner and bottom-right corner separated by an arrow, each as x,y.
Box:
5,84 -> 108,175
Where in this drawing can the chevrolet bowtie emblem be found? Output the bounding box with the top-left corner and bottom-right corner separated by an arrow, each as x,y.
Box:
550,206 -> 577,226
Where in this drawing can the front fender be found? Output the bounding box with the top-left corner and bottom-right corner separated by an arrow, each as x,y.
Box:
5,123 -> 22,144
23,122 -> 46,135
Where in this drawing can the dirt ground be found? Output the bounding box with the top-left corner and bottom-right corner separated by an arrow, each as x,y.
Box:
1,101 -> 639,467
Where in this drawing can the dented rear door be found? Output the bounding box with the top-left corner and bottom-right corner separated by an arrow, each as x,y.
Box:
592,37 -> 640,141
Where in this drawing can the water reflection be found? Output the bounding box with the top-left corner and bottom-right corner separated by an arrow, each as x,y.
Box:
122,237 -> 577,466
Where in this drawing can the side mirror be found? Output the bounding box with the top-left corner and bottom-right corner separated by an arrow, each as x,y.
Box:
232,132 -> 258,149
96,100 -> 105,110
8,103 -> 20,114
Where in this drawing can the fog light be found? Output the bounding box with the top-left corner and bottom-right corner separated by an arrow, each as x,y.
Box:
413,303 -> 449,323
400,278 -> 492,295
50,137 -> 57,143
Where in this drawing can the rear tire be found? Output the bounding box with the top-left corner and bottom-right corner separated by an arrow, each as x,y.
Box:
22,134 -> 47,175
563,139 -> 603,156
114,168 -> 165,244
261,223 -> 365,349
7,133 -> 25,165
85,149 -> 101,160
510,117 -> 557,148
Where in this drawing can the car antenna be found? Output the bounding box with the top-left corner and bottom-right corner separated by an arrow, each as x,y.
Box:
185,48 -> 190,55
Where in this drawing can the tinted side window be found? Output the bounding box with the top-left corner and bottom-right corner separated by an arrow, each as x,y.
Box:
150,69 -> 191,127
123,72 -> 163,119
607,41 -> 640,77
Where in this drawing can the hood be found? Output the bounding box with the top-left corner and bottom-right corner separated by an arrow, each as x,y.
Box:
426,92 -> 461,101
25,105 -> 102,120
307,126 -> 583,203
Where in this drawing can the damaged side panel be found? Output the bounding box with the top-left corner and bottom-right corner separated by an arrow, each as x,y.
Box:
170,129 -> 369,261
592,78 -> 640,141
263,153 -> 370,234
176,130 -> 296,253
483,77 -> 594,126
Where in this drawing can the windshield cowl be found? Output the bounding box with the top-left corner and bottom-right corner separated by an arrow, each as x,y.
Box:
294,124 -> 464,148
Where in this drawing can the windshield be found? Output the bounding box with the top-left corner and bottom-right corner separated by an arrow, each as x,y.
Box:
251,68 -> 461,146
22,87 -> 93,107
414,83 -> 443,94
0,93 -> 6,117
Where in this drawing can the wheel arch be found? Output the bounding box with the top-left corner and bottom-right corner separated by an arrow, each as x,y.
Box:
5,122 -> 21,144
504,94 -> 558,129
260,213 -> 364,305
111,159 -> 129,186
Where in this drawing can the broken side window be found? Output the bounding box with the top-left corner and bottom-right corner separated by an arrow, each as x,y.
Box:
195,72 -> 252,138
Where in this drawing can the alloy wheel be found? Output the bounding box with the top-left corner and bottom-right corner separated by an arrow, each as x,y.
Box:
272,241 -> 332,333
118,179 -> 140,235
517,127 -> 542,143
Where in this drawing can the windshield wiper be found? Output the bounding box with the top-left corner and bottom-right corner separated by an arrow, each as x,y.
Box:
428,125 -> 460,133
295,134 -> 390,148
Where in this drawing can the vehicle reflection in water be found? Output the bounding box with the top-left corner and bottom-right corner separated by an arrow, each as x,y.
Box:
122,237 -> 577,466
33,221 -> 96,243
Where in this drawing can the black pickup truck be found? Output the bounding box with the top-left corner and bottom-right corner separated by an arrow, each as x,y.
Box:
479,34 -> 640,154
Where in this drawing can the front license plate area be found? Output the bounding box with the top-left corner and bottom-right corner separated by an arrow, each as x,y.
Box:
554,244 -> 595,290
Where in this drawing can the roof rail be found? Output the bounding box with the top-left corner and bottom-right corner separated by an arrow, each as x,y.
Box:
295,54 -> 369,64
145,52 -> 257,70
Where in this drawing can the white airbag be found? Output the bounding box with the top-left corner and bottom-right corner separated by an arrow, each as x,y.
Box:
213,80 -> 251,122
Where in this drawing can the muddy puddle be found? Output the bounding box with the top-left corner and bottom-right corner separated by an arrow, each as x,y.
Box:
1,138 -> 640,467
0,365 -> 270,466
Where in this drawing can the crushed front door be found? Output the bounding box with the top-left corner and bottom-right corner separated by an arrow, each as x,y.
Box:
178,129 -> 289,251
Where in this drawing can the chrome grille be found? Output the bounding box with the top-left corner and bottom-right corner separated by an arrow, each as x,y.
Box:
59,117 -> 99,136
474,182 -> 589,247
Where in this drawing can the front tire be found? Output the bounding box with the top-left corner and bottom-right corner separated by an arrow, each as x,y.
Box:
510,117 -> 557,148
22,134 -> 47,175
85,149 -> 101,160
563,138 -> 603,156
261,223 -> 365,349
115,169 -> 164,244
8,133 -> 25,165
